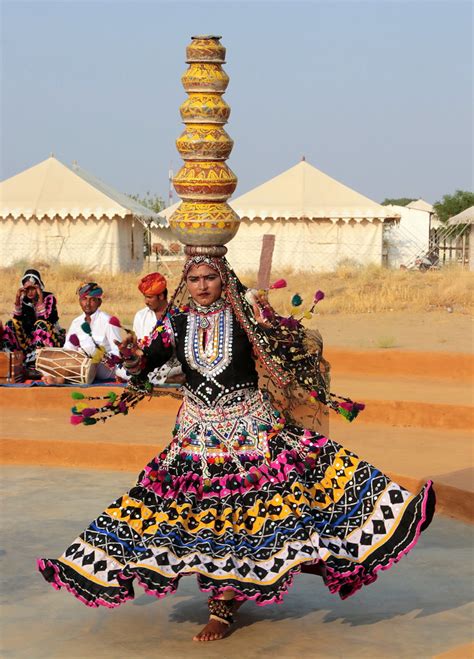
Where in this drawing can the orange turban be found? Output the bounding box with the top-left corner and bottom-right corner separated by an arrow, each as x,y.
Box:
138,272 -> 167,296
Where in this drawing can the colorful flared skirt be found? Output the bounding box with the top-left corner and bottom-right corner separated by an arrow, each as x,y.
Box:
3,318 -> 64,366
38,389 -> 435,607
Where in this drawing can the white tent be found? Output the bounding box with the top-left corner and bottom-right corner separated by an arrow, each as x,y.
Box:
154,160 -> 399,272
448,206 -> 474,271
0,156 -> 166,273
383,198 -> 434,268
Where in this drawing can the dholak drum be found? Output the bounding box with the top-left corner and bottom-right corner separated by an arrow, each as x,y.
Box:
36,348 -> 98,384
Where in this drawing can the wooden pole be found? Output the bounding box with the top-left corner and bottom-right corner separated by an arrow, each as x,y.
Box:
257,235 -> 276,289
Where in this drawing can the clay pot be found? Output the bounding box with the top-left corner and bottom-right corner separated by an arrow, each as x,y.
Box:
179,93 -> 231,125
176,124 -> 234,161
169,201 -> 240,246
186,35 -> 226,64
173,161 -> 237,201
181,63 -> 229,93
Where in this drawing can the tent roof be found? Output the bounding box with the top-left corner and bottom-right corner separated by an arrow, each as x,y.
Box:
0,156 -> 167,225
154,200 -> 180,226
230,160 -> 399,222
406,199 -> 433,212
448,206 -> 474,225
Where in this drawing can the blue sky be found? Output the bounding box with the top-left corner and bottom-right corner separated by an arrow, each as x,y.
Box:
1,0 -> 472,205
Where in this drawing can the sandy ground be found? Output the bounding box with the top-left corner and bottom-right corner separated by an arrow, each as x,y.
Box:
2,466 -> 473,659
43,310 -> 472,355
314,311 -> 473,353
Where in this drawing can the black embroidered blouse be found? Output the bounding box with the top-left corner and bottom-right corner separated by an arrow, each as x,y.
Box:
143,306 -> 259,406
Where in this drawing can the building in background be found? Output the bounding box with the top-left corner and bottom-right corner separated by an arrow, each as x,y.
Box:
153,159 -> 400,272
0,156 -> 166,273
383,199 -> 435,269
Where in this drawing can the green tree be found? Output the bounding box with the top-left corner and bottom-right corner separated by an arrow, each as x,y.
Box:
433,190 -> 474,223
381,197 -> 417,207
128,192 -> 165,213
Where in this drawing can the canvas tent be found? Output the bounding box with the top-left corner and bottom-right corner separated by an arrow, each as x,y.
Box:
448,206 -> 474,271
154,160 -> 399,272
0,156 -> 166,273
383,199 -> 434,268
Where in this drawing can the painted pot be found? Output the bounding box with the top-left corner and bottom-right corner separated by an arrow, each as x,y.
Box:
173,161 -> 237,201
181,62 -> 229,94
176,124 -> 234,161
186,35 -> 226,64
169,201 -> 240,246
180,93 -> 231,125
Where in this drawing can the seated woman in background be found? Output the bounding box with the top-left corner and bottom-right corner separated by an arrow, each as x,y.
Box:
1,268 -> 64,376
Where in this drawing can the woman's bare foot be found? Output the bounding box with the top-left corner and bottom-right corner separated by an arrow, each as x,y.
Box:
41,375 -> 65,385
193,617 -> 230,642
192,600 -> 244,642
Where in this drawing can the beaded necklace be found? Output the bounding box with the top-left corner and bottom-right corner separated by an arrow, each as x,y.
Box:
185,303 -> 233,378
189,297 -> 226,329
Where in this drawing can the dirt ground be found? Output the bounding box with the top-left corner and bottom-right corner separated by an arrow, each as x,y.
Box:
44,310 -> 472,355
314,311 -> 473,353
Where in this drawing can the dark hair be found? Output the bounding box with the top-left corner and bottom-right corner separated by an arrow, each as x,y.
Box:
21,269 -> 44,289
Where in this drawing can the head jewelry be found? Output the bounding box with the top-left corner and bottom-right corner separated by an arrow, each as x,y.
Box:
21,269 -> 44,290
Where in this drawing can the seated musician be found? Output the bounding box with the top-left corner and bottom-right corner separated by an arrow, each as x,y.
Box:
1,269 -> 64,378
116,272 -> 183,385
41,282 -> 122,384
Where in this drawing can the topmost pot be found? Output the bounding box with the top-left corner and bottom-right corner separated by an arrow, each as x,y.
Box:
186,35 -> 226,63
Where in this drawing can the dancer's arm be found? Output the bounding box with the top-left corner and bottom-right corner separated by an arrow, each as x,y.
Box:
116,325 -> 173,378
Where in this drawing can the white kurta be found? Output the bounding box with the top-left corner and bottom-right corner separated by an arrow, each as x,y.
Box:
131,307 -> 182,385
132,307 -> 159,341
64,309 -> 122,380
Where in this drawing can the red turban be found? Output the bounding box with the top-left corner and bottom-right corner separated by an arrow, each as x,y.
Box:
138,272 -> 167,296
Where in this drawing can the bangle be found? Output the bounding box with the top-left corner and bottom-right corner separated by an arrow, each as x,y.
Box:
124,355 -> 144,374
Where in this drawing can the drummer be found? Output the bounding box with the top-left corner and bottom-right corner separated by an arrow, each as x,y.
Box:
116,272 -> 183,385
43,283 -> 122,384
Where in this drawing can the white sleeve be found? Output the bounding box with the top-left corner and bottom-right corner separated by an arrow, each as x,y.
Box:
132,311 -> 140,337
106,323 -> 123,357
63,318 -> 77,350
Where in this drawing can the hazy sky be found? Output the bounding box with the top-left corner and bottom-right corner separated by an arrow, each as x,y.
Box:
1,0 -> 472,205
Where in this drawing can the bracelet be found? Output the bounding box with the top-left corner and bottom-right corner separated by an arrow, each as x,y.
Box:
123,355 -> 145,374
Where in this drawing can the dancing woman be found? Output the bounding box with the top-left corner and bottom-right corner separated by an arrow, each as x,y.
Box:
38,255 -> 435,642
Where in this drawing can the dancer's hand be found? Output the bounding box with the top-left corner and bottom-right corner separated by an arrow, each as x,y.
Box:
252,291 -> 275,329
115,333 -> 140,359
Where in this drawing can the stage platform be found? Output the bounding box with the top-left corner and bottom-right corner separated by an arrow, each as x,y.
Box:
1,465 -> 472,659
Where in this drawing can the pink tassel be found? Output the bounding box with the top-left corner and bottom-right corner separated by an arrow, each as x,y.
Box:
269,278 -> 287,290
109,316 -> 122,328
313,290 -> 325,304
81,408 -> 98,418
70,415 -> 83,426
69,333 -> 80,347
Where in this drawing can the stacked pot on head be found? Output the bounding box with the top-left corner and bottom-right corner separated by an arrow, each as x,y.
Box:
170,35 -> 240,256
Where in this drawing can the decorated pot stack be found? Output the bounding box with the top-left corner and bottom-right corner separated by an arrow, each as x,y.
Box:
169,35 -> 240,254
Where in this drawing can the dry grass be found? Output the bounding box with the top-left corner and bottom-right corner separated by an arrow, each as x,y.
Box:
242,263 -> 474,319
0,261 -> 185,328
0,261 -> 472,331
